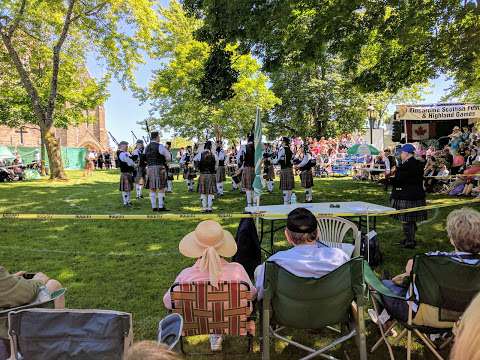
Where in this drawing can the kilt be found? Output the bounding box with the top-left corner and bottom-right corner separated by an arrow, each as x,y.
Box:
264,165 -> 275,180
198,173 -> 217,195
146,165 -> 167,190
216,166 -> 226,183
134,166 -> 146,184
300,169 -> 314,188
280,168 -> 295,191
232,170 -> 242,185
183,166 -> 196,180
242,166 -> 255,190
391,198 -> 428,222
167,167 -> 174,181
119,172 -> 133,191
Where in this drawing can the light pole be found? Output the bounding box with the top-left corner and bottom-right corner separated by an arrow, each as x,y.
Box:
367,104 -> 376,145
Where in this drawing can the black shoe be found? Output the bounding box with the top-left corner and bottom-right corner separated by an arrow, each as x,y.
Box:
158,207 -> 170,212
152,208 -> 159,212
124,203 -> 132,208
140,195 -> 144,199
396,240 -> 407,246
404,242 -> 417,249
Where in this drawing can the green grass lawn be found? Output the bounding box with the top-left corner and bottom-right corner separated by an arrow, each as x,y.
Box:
0,170 -> 475,359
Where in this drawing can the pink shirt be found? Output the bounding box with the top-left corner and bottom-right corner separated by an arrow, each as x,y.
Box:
163,259 -> 257,309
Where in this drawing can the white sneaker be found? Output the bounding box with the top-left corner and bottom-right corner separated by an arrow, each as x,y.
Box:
209,334 -> 223,352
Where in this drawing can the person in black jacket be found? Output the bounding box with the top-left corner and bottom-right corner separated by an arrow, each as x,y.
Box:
390,144 -> 427,249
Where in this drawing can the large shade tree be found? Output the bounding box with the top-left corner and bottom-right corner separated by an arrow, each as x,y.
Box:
146,1 -> 279,142
184,0 -> 480,94
0,0 -> 158,179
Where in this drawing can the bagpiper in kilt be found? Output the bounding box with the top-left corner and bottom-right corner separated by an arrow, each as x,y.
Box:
131,139 -> 146,199
274,137 -> 295,204
390,144 -> 427,249
215,141 -> 227,196
180,146 -> 196,192
145,132 -> 172,212
295,145 -> 315,203
165,141 -> 174,193
194,141 -> 217,213
240,135 -> 256,207
263,143 -> 275,193
117,141 -> 135,207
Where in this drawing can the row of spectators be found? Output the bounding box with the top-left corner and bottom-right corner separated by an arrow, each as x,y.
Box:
2,207 -> 480,359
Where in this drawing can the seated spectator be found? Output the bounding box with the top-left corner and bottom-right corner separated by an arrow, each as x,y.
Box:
379,207 -> 480,323
255,208 -> 350,300
460,160 -> 480,196
0,267 -> 65,358
450,293 -> 480,360
126,341 -> 179,360
163,220 -> 256,352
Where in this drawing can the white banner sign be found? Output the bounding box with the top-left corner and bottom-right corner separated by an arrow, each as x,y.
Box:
397,104 -> 480,121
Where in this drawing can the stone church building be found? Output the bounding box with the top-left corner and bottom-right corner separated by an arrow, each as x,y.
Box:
0,105 -> 110,151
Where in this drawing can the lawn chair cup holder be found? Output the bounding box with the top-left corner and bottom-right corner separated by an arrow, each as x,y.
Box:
169,281 -> 254,356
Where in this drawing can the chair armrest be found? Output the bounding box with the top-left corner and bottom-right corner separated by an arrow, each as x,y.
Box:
364,262 -> 406,300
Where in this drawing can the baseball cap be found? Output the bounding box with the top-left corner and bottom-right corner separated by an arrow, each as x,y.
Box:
400,143 -> 416,154
287,208 -> 318,233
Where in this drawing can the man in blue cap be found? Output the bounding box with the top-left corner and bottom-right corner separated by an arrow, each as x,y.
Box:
390,143 -> 427,248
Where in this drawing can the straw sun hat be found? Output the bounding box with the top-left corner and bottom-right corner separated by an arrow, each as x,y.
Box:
179,220 -> 237,286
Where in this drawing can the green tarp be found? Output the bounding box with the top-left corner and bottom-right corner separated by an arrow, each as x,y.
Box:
7,146 -> 87,170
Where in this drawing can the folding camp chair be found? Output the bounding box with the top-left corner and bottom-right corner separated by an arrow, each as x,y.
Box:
170,280 -> 254,354
0,288 -> 66,358
262,257 -> 367,360
8,308 -> 133,360
365,254 -> 480,360
317,217 -> 361,258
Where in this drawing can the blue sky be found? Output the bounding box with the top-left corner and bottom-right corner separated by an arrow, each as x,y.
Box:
86,0 -> 454,145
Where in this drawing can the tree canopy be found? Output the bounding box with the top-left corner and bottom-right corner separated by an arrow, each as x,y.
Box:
146,0 -> 280,141
184,0 -> 480,94
0,0 -> 159,178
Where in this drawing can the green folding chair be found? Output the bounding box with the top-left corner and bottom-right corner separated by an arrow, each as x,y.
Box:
365,254 -> 480,360
262,257 -> 367,360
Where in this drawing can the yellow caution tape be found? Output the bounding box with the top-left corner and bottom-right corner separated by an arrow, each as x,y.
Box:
1,198 -> 479,221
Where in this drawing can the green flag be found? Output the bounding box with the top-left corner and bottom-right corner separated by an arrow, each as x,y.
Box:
253,107 -> 263,204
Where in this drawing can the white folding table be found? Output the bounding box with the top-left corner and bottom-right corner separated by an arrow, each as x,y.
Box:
245,201 -> 395,254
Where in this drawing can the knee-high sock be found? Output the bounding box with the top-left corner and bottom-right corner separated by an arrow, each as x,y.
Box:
232,181 -> 238,190
287,191 -> 292,204
201,194 -> 207,209
167,180 -> 173,192
306,188 -> 312,201
403,222 -> 416,244
268,181 -> 273,192
246,190 -> 253,206
157,192 -> 165,208
189,180 -> 194,191
150,191 -> 156,208
217,182 -> 224,194
122,191 -> 129,205
207,195 -> 214,210
135,184 -> 142,197
283,191 -> 289,205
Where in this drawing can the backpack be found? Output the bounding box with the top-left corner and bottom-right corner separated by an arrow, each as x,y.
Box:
361,230 -> 383,267
232,218 -> 262,278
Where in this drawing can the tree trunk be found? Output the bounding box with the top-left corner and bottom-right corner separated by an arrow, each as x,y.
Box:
40,131 -> 46,176
40,124 -> 67,180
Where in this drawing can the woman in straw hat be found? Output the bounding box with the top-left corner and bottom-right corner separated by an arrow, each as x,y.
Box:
163,220 -> 256,352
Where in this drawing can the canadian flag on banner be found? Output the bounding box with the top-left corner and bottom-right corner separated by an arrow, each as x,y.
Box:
412,123 -> 430,140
